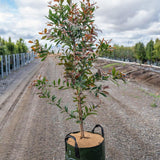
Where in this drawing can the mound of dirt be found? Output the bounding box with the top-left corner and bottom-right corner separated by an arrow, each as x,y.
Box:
95,58 -> 160,89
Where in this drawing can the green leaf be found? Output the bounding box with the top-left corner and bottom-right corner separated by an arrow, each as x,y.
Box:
66,117 -> 72,120
70,111 -> 76,118
53,80 -> 56,86
40,95 -> 47,98
59,86 -> 64,89
100,92 -> 107,97
49,9 -> 52,16
60,0 -> 64,4
37,80 -> 41,85
67,0 -> 71,5
67,81 -> 69,87
52,95 -> 56,102
91,86 -> 97,90
87,112 -> 97,116
65,106 -> 68,113
43,77 -> 46,82
47,91 -> 50,98
41,56 -> 47,61
85,106 -> 88,113
56,98 -> 62,107
102,76 -> 109,80
58,30 -> 62,37
76,120 -> 81,124
112,67 -> 116,76
58,78 -> 61,85
41,36 -> 47,40
48,44 -> 52,50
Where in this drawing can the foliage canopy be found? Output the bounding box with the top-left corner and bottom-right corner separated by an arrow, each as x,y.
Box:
30,0 -> 124,138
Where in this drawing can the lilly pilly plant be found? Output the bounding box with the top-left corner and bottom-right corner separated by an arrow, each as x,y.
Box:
30,0 -> 124,138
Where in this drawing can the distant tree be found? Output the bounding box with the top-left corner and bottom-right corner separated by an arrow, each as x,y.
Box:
153,38 -> 160,65
0,37 -> 7,55
146,39 -> 154,65
111,44 -> 135,61
99,39 -> 160,65
16,38 -> 28,53
134,42 -> 146,64
0,37 -> 6,46
6,37 -> 16,54
0,45 -> 7,55
125,46 -> 135,62
112,44 -> 119,59
119,45 -> 125,61
0,37 -> 28,55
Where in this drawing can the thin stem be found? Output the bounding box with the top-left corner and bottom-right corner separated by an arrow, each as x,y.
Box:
70,0 -> 84,138
77,92 -> 85,138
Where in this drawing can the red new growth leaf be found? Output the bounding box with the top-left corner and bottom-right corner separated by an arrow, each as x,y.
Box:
85,34 -> 92,40
44,28 -> 47,34
91,27 -> 94,34
103,86 -> 109,89
31,47 -> 36,52
28,40 -> 33,43
47,24 -> 53,26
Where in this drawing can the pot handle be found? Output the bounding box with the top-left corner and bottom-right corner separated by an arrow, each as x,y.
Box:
91,124 -> 104,138
65,134 -> 80,158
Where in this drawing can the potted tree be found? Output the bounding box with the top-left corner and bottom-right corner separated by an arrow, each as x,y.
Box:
29,0 -> 124,159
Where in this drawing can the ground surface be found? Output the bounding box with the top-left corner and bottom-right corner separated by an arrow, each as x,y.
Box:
0,56 -> 160,160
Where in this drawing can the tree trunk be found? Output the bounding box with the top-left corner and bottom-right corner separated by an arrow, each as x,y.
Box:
70,0 -> 84,138
77,94 -> 85,138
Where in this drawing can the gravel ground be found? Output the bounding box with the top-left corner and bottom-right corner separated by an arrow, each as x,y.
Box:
0,56 -> 160,160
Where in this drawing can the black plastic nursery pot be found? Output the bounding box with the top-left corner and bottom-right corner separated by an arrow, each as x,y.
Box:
65,124 -> 105,160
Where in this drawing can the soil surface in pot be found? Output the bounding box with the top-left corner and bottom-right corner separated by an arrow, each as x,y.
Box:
68,131 -> 104,148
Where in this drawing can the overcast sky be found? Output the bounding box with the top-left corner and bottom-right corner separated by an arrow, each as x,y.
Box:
0,0 -> 160,47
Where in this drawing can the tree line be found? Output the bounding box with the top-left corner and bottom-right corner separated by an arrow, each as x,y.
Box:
101,38 -> 160,65
0,37 -> 28,56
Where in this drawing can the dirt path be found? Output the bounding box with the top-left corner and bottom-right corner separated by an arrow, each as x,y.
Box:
0,56 -> 159,160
